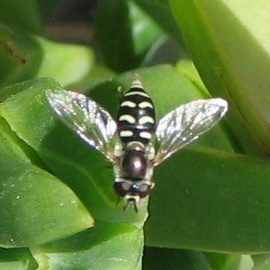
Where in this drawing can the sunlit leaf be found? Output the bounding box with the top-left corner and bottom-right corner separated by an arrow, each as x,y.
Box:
168,0 -> 270,154
32,223 -> 143,270
0,117 -> 93,247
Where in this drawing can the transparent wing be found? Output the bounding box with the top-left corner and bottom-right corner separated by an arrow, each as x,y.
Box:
154,98 -> 228,165
46,89 -> 117,162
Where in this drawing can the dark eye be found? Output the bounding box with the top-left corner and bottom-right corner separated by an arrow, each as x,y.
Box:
114,182 -> 131,197
137,184 -> 151,198
122,151 -> 147,180
113,182 -> 151,198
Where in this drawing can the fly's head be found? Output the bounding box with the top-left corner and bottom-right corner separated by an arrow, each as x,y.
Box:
113,144 -> 155,211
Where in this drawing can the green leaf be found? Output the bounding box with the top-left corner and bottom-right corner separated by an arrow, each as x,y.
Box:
176,60 -> 209,96
168,0 -> 270,154
0,247 -> 37,270
32,223 -> 143,270
145,146 -> 270,253
36,38 -> 96,87
0,79 -> 93,248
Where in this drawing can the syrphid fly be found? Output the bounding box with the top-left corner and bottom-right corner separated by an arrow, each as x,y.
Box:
46,77 -> 228,211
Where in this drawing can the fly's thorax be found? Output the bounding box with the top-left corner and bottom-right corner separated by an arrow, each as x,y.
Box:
122,150 -> 147,179
113,141 -> 155,181
114,149 -> 154,181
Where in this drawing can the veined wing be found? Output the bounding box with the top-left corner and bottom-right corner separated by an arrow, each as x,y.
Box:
154,98 -> 228,165
46,89 -> 117,162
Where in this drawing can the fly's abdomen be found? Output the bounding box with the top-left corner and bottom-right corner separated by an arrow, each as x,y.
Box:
117,78 -> 156,145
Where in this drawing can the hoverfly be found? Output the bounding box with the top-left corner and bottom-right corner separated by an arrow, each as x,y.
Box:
46,77 -> 228,212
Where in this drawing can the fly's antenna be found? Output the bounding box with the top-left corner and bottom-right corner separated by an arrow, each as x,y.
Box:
124,199 -> 138,213
132,200 -> 138,213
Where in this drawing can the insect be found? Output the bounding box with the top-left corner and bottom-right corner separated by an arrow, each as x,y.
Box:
46,76 -> 228,212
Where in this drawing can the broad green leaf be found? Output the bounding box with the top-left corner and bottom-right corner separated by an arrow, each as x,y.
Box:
0,0 -> 42,34
0,117 -> 93,247
145,146 -> 270,253
36,38 -> 96,87
0,247 -> 37,270
168,0 -> 270,154
32,223 -> 143,270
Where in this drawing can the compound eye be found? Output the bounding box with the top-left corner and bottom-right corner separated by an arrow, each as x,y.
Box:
114,181 -> 152,200
114,182 -> 131,197
122,151 -> 147,180
138,183 -> 151,198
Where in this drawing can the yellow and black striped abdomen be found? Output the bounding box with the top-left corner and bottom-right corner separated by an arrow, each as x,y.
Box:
117,81 -> 156,146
